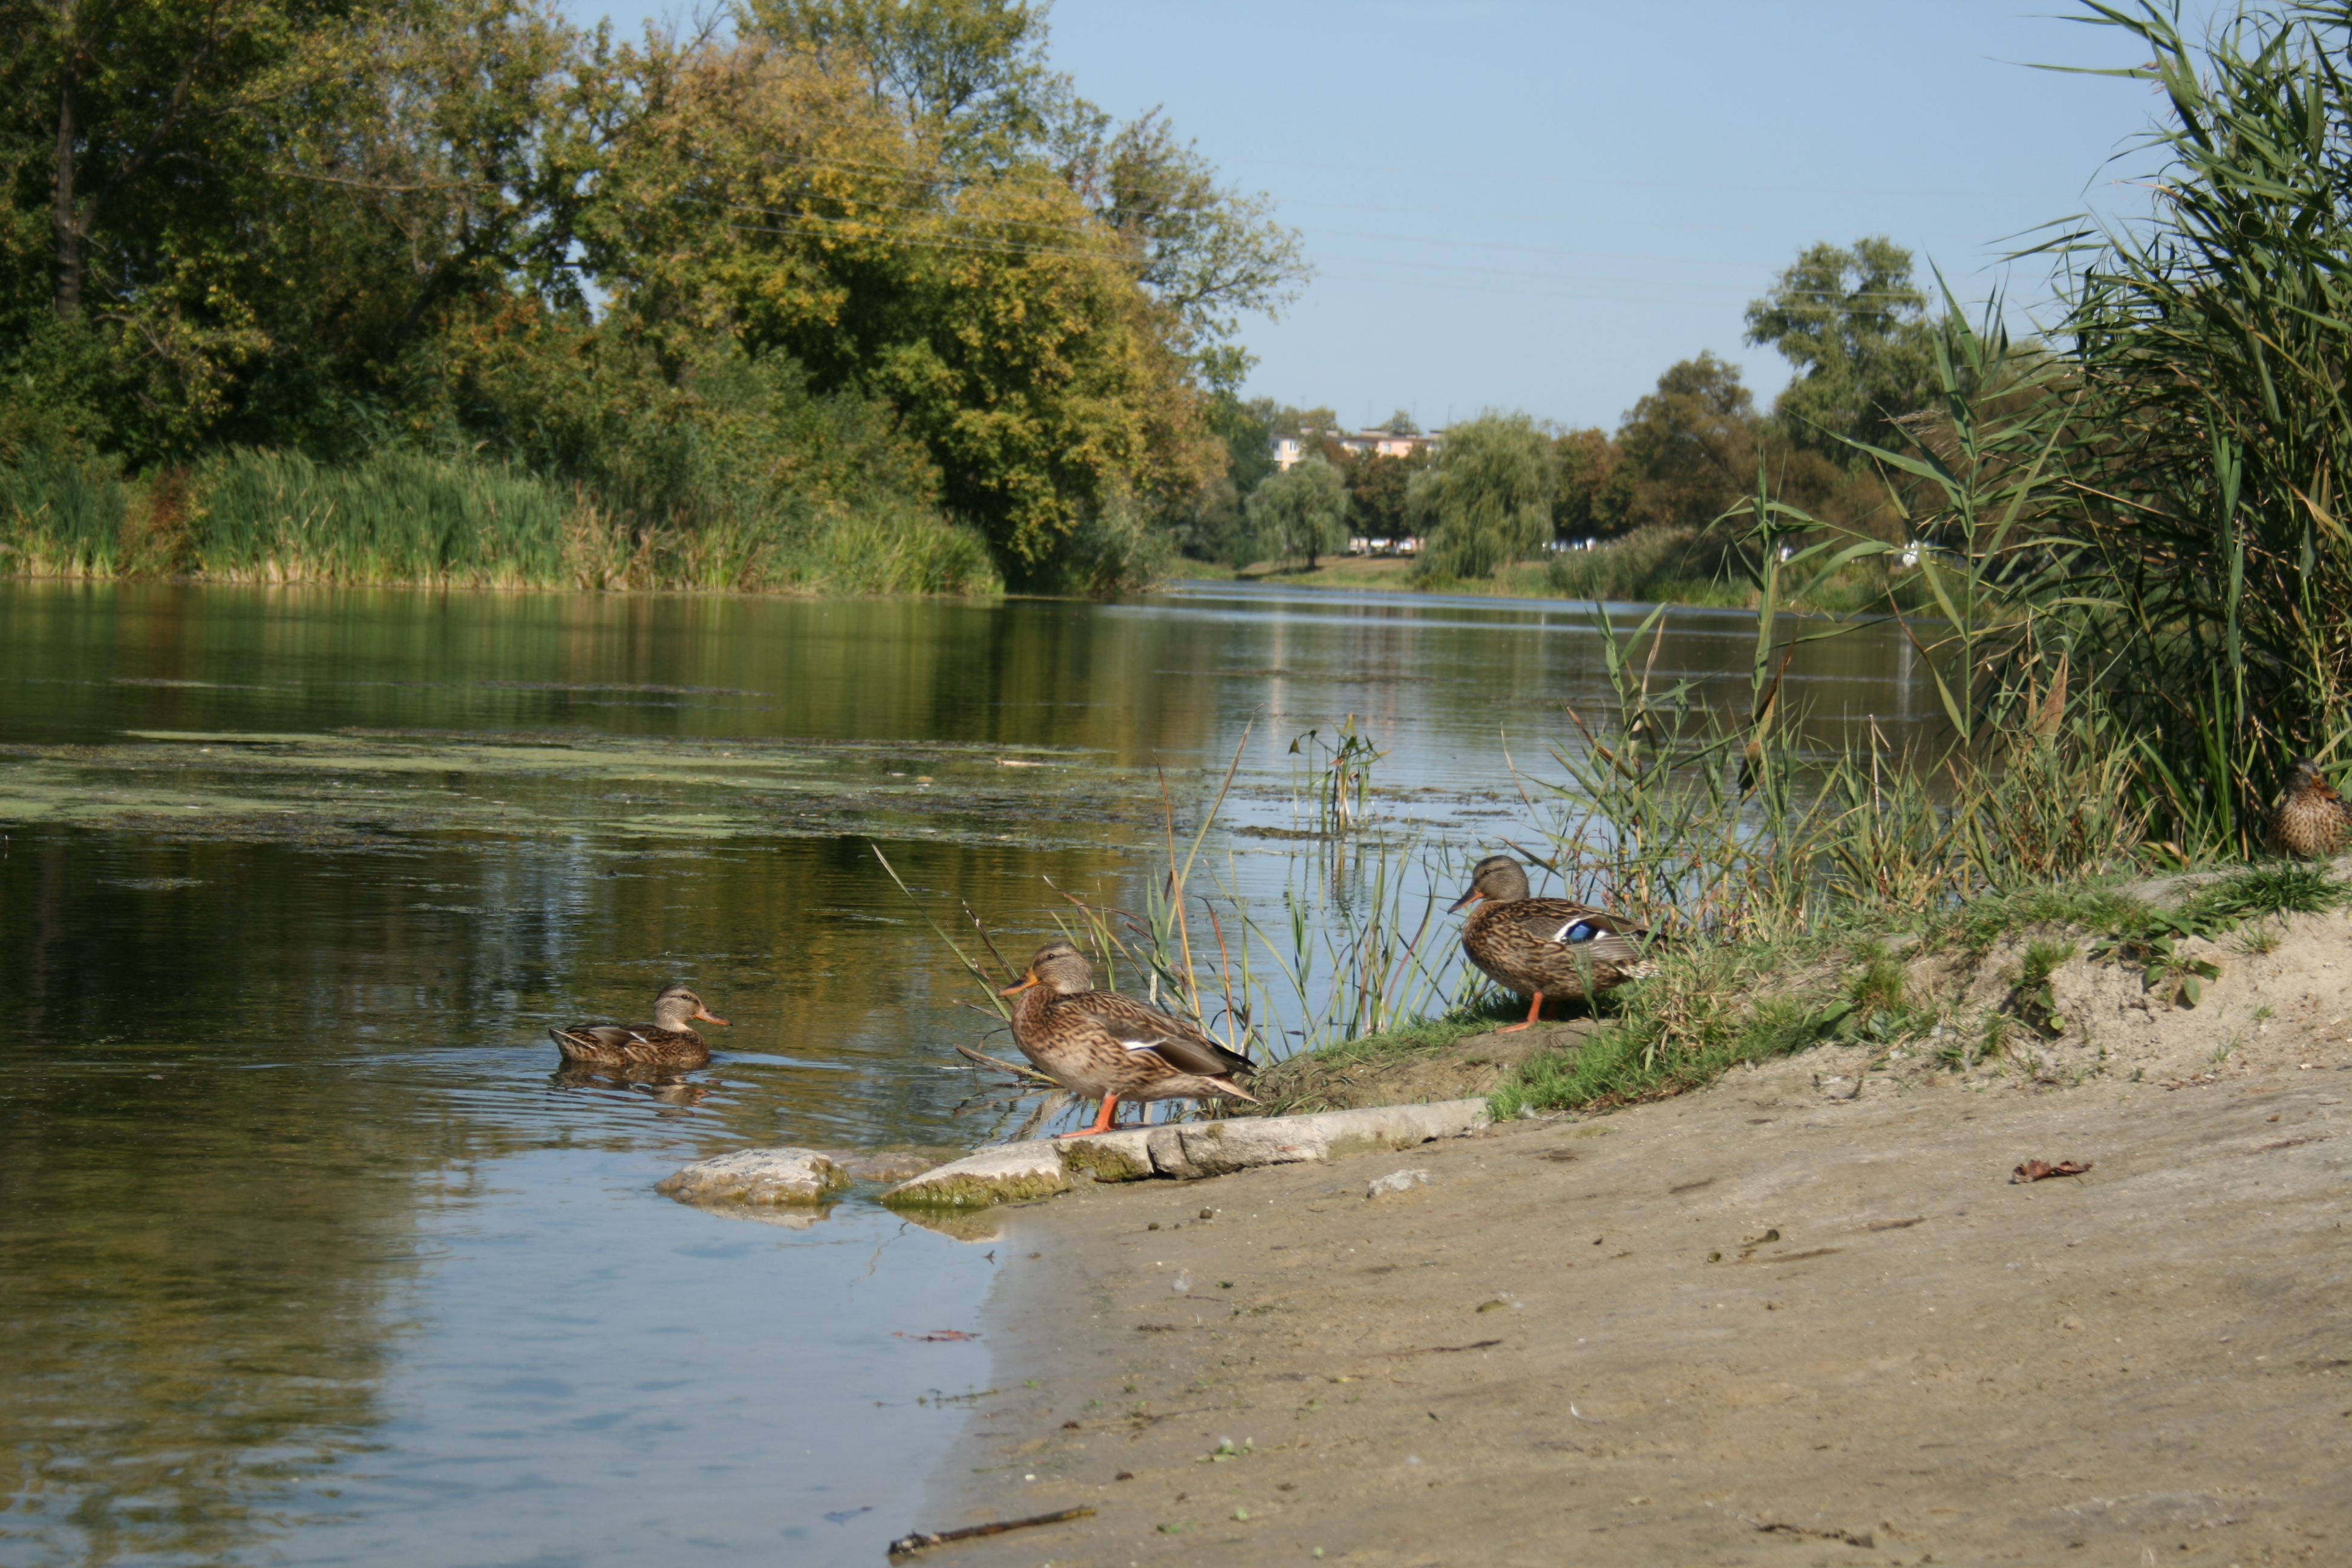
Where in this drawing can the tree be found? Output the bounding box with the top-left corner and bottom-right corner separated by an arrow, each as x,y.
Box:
1380,408 -> 1419,436
585,33 -> 1221,574
1743,237 -> 1936,456
1204,391 -> 1275,497
1245,455 -> 1347,568
1552,426 -> 1625,539
1345,446 -> 1428,538
739,0 -> 1058,163
1071,108 -> 1309,356
1614,353 -> 1758,529
1406,411 -> 1554,580
0,0 -> 589,460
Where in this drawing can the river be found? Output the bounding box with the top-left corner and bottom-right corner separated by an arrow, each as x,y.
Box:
0,578 -> 1930,1566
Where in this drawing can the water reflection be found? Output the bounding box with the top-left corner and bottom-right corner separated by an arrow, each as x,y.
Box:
0,578 -> 1930,1565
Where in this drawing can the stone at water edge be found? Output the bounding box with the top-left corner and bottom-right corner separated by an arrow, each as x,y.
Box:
1048,1126 -> 1157,1183
880,1140 -> 1070,1209
1146,1099 -> 1491,1180
878,1100 -> 1494,1209
817,1149 -> 949,1183
658,1148 -> 851,1205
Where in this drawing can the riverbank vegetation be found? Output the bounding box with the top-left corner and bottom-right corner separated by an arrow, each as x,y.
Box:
0,0 -> 1304,593
936,0 -> 2352,1129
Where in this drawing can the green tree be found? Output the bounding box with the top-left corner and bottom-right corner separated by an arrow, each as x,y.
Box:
0,0 -> 588,460
1743,237 -> 1935,455
1072,108 -> 1309,356
739,0 -> 1057,162
1204,391 -> 1275,498
1552,426 -> 1625,539
1614,353 -> 1758,529
584,32 -> 1221,576
1246,455 -> 1347,568
1406,411 -> 1555,579
1345,446 -> 1428,539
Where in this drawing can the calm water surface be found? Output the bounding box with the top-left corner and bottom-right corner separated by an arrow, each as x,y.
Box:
0,580 -> 1930,1566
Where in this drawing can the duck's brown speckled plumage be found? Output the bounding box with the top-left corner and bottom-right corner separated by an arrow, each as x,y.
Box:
547,984 -> 728,1069
2267,757 -> 2351,860
1448,855 -> 1658,1032
1000,942 -> 1256,1137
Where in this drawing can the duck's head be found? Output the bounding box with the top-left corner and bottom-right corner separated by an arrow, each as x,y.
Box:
999,941 -> 1094,998
2288,757 -> 2339,798
1447,854 -> 1532,912
651,984 -> 729,1030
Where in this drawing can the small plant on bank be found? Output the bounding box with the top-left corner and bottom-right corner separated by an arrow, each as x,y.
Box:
2010,938 -> 2076,1037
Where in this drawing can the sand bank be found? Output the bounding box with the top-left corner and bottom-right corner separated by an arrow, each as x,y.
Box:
912,970 -> 2350,1565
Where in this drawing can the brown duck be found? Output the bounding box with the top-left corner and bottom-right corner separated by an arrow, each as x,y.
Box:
2267,757 -> 2350,859
1448,854 -> 1658,1032
547,984 -> 728,1070
999,942 -> 1257,1137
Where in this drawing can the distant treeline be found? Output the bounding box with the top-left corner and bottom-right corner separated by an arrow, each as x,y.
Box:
0,0 -> 1305,592
1202,235 -> 1944,599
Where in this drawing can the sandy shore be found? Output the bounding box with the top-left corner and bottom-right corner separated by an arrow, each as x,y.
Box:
911,995 -> 2348,1566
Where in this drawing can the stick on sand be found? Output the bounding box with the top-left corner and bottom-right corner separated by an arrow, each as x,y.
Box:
887,1506 -> 1096,1556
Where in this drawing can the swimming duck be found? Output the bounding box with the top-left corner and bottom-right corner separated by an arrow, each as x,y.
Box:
547,984 -> 728,1069
998,942 -> 1258,1137
2267,757 -> 2350,859
1447,854 -> 1658,1031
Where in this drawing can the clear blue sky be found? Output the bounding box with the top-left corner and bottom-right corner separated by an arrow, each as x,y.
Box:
569,1 -> 2178,431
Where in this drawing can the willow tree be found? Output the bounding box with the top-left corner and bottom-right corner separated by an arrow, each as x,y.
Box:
1246,455 -> 1347,568
1408,411 -> 1556,580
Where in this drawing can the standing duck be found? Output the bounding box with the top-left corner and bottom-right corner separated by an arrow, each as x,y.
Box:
2267,757 -> 2350,859
998,942 -> 1257,1137
547,984 -> 729,1070
1448,854 -> 1658,1031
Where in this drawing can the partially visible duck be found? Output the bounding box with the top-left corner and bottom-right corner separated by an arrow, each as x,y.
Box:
2267,756 -> 2350,859
1447,854 -> 1658,1032
547,984 -> 728,1069
999,942 -> 1257,1137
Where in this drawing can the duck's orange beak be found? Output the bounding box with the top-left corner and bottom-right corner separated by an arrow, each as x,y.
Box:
693,1006 -> 730,1026
1446,886 -> 1485,913
999,972 -> 1042,997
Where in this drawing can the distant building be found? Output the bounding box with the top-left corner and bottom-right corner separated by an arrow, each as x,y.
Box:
1272,426 -> 1440,471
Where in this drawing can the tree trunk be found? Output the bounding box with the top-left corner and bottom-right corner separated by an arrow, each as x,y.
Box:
52,67 -> 82,322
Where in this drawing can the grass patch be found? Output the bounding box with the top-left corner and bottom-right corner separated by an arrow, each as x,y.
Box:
1489,930 -> 1852,1119
1246,995 -> 1526,1116
1930,881 -> 2154,957
1488,857 -> 2352,1119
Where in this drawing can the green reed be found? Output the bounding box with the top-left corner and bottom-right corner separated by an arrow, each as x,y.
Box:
0,449 -> 131,576
1287,715 -> 1385,833
0,444 -> 1003,595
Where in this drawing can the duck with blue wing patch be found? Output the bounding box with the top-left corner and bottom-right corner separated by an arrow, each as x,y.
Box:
1448,854 -> 1661,1032
999,942 -> 1257,1137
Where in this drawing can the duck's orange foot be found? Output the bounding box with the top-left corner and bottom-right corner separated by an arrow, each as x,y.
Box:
1052,1095 -> 1124,1138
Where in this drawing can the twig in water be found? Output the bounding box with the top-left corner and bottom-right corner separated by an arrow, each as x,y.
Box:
954,1042 -> 1056,1085
1008,1089 -> 1073,1142
887,1506 -> 1096,1556
961,901 -> 1018,985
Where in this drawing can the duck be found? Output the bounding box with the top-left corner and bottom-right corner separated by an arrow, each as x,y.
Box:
1447,854 -> 1658,1032
2267,756 -> 2350,859
998,941 -> 1258,1137
547,984 -> 728,1069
